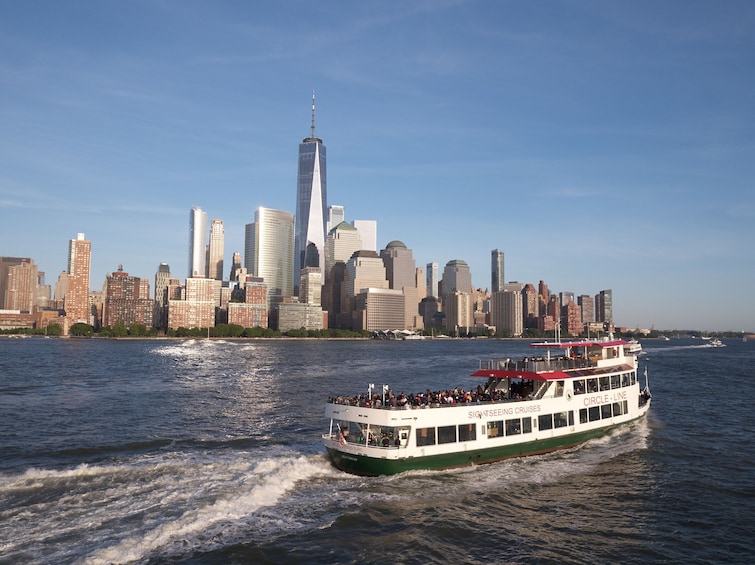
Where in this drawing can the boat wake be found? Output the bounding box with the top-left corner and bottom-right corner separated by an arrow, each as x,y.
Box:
0,448 -> 346,564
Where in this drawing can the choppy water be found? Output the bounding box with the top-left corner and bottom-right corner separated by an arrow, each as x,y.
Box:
0,337 -> 753,564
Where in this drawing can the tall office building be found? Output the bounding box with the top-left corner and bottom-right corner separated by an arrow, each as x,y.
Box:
491,249 -> 505,293
189,207 -> 208,278
426,262 -> 439,298
441,259 -> 472,295
245,207 -> 294,301
294,92 -> 327,290
207,219 -> 224,280
154,263 -> 171,330
326,205 -> 345,235
380,240 -> 421,330
64,233 -> 92,325
596,289 -> 613,324
352,220 -> 377,252
324,221 -> 362,282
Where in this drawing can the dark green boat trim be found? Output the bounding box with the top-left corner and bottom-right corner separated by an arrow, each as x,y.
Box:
326,415 -> 645,476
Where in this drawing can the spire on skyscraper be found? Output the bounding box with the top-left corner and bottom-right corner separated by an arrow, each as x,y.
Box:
311,90 -> 316,140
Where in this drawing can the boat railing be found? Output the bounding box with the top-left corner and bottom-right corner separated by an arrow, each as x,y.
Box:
477,356 -> 593,374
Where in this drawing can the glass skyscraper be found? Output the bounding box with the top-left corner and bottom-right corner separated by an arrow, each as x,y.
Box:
294,93 -> 327,291
188,207 -> 208,278
245,207 -> 294,301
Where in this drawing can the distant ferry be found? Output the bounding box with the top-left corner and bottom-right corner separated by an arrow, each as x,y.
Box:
623,338 -> 643,356
323,338 -> 651,476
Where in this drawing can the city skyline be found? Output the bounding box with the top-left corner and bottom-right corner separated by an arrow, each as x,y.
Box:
1,2 -> 754,331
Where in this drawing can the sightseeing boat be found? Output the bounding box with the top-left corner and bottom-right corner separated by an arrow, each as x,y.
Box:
322,338 -> 651,476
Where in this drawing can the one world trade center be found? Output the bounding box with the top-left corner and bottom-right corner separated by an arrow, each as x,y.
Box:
294,92 -> 327,292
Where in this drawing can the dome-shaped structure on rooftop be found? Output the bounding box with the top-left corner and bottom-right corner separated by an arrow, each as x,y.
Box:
385,240 -> 407,249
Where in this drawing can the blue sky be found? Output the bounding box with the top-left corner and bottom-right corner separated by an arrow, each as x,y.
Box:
1,1 -> 754,332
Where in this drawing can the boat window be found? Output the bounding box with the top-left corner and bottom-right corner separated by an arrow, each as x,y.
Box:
554,380 -> 564,397
611,375 -> 620,389
601,404 -> 612,419
599,377 -> 611,391
438,425 -> 457,445
568,410 -> 574,426
487,420 -> 503,438
612,402 -> 624,416
573,379 -> 585,395
621,373 -> 630,387
538,414 -> 553,431
631,371 -> 637,385
522,417 -> 532,434
579,408 -> 588,424
416,427 -> 436,447
554,411 -> 569,428
589,406 -> 601,422
587,378 -> 598,393
622,400 -> 628,414
505,418 -> 521,435
458,423 -> 476,442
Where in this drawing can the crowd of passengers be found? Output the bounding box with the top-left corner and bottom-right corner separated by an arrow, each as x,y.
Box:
328,381 -> 535,409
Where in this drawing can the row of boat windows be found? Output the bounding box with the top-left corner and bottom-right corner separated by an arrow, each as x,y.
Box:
336,400 -> 633,449
572,372 -> 636,395
415,400 -> 631,447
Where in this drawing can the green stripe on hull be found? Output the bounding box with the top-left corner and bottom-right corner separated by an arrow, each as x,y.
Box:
326,417 -> 644,476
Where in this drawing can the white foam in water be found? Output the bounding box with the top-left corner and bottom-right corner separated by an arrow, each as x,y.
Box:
83,453 -> 331,564
0,450 -> 338,565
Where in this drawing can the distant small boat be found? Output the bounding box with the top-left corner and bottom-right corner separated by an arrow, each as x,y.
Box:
708,338 -> 725,347
623,338 -> 642,356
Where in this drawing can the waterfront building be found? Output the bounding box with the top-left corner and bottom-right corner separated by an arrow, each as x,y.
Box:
228,276 -> 268,328
352,220 -> 377,252
352,288 -> 405,332
189,207 -> 208,278
1,257 -> 37,312
64,233 -> 92,326
167,276 -> 215,330
153,263 -> 171,330
294,93 -> 327,290
245,207 -> 294,302
380,240 -> 422,330
277,301 -> 324,332
426,262 -> 438,299
103,266 -> 153,329
491,249 -> 505,293
207,219 -> 224,280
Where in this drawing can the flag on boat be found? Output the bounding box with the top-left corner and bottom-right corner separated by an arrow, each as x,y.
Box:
336,423 -> 345,446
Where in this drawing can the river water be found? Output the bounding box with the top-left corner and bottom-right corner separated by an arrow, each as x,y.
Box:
0,337 -> 752,564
